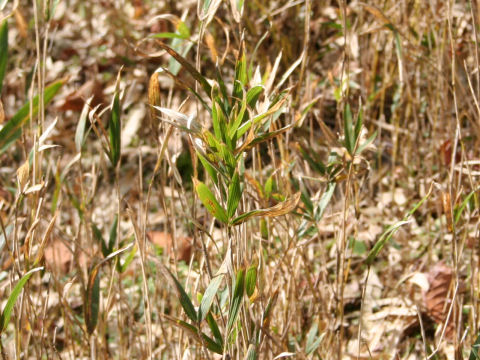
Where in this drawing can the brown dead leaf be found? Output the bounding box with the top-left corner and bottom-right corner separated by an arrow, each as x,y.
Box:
14,8 -> 28,39
0,99 -> 4,123
58,79 -> 104,112
146,231 -> 192,262
422,262 -> 455,339
44,238 -> 88,274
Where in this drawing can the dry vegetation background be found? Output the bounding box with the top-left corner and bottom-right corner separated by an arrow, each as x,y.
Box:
1,0 -> 480,359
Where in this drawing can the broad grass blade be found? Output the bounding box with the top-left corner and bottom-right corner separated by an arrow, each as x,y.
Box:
194,178 -> 228,224
0,267 -> 43,332
0,79 -> 65,154
198,274 -> 223,321
85,265 -> 100,334
160,265 -> 197,322
0,20 -> 7,94
227,172 -> 242,219
245,264 -> 257,298
108,93 -> 121,166
227,268 -> 245,334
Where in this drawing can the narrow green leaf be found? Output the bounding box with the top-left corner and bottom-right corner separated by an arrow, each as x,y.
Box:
314,182 -> 336,222
227,268 -> 245,334
246,85 -> 264,109
157,41 -> 212,96
117,243 -> 137,273
0,267 -> 43,332
91,224 -> 108,257
366,220 -> 411,266
206,312 -> 223,349
469,332 -> 480,359
227,172 -> 242,219
354,106 -> 363,142
233,43 -> 247,100
197,151 -> 219,185
194,179 -> 228,224
245,264 -> 257,298
75,97 -> 92,152
355,131 -> 377,155
231,209 -> 263,226
160,265 -> 197,322
245,344 -> 258,360
85,265 -> 100,334
305,322 -> 322,355
108,215 -> 118,255
454,189 -> 477,224
108,93 -> 121,166
343,103 -> 353,154
163,315 -> 223,354
0,20 -> 8,94
198,275 -> 223,321
0,79 -> 66,154
152,32 -> 189,40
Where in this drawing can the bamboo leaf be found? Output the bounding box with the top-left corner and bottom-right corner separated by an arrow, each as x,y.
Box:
245,263 -> 257,298
0,267 -> 43,332
85,264 -> 101,334
108,215 -> 118,255
108,92 -> 121,166
231,192 -> 301,226
0,20 -> 8,94
0,79 -> 66,154
194,178 -> 228,223
206,312 -> 223,349
343,103 -> 354,154
227,171 -> 242,219
160,265 -> 197,322
156,41 -> 212,96
198,275 -> 223,321
227,268 -> 245,335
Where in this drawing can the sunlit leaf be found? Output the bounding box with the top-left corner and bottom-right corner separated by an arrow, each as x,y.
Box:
0,79 -> 66,154
0,267 -> 43,332
194,178 -> 228,223
0,20 -> 8,94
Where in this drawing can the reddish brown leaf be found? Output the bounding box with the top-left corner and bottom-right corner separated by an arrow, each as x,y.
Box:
422,262 -> 455,339
44,238 -> 88,274
146,231 -> 192,262
58,79 -> 104,112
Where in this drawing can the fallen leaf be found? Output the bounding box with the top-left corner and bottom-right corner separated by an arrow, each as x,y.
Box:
422,262 -> 455,339
58,79 -> 104,112
44,238 -> 88,274
146,231 -> 192,262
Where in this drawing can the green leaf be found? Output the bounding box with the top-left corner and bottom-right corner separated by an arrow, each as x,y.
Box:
108,215 -> 118,255
194,179 -> 228,224
227,172 -> 242,219
233,43 -> 247,101
315,182 -> 335,222
152,32 -> 189,40
246,85 -> 264,109
117,243 -> 137,273
454,189 -> 477,224
197,151 -> 219,185
91,224 -> 107,257
227,268 -> 245,335
160,265 -> 197,323
245,264 -> 257,298
355,131 -> 377,155
305,322 -> 322,355
163,314 -> 223,354
108,93 -> 121,166
0,79 -> 66,154
343,103 -> 354,154
85,264 -> 101,334
0,20 -> 8,94
156,41 -> 212,96
206,312 -> 223,349
198,275 -> 223,321
0,267 -> 43,332
245,344 -> 258,360
469,332 -> 480,359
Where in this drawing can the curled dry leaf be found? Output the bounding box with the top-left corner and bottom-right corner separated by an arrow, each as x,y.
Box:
146,231 -> 192,262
